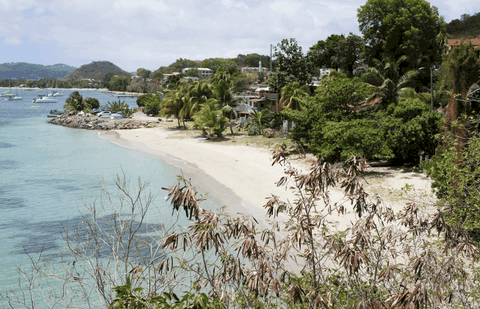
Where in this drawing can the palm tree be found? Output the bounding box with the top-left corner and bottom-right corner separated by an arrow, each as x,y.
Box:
367,56 -> 417,107
183,81 -> 214,120
280,81 -> 310,111
64,91 -> 86,112
162,86 -> 188,127
193,98 -> 229,138
214,78 -> 238,136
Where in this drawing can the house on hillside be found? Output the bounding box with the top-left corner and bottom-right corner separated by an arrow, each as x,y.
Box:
181,68 -> 213,78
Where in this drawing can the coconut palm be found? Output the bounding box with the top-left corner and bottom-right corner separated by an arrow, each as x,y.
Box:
64,91 -> 86,112
193,98 -> 229,138
280,81 -> 310,111
367,56 -> 417,107
162,86 -> 188,127
214,78 -> 238,135
184,81 -> 214,120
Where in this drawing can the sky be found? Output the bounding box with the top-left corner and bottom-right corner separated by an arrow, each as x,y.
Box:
0,0 -> 479,72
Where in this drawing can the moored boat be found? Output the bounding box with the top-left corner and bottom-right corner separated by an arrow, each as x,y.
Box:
33,95 -> 57,103
5,93 -> 23,101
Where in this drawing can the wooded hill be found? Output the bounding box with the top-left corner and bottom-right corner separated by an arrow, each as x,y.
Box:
0,62 -> 77,80
63,61 -> 130,80
447,12 -> 480,37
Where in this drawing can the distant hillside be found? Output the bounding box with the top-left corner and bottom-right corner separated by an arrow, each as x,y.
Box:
0,62 -> 77,80
63,61 -> 130,80
447,12 -> 480,38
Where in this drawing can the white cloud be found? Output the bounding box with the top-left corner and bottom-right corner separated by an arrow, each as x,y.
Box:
218,0 -> 249,10
3,37 -> 22,45
0,0 -> 477,71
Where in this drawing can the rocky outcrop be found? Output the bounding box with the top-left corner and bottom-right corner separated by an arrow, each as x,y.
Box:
49,113 -> 158,130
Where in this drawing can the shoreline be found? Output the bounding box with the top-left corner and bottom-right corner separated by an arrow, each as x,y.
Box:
97,117 -> 435,227
98,127 -> 308,223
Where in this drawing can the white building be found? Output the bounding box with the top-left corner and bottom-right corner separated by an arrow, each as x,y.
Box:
181,68 -> 213,78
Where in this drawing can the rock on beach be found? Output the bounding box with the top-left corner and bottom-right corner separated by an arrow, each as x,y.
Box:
48,113 -> 158,130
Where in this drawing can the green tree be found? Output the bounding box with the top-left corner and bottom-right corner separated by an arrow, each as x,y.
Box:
283,74 -> 387,161
143,96 -> 162,116
162,86 -> 189,127
201,58 -> 238,74
64,91 -> 87,112
109,75 -> 130,91
267,38 -> 314,92
308,33 -> 364,77
193,99 -> 228,138
357,0 -> 445,70
107,100 -> 134,118
84,97 -> 100,109
365,56 -> 418,107
184,81 -> 215,121
425,123 -> 480,239
280,81 -> 310,111
241,53 -> 271,68
136,93 -> 155,107
381,97 -> 443,163
168,58 -> 196,72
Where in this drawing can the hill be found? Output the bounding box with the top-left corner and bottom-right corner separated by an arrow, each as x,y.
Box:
63,61 -> 130,80
446,12 -> 480,37
0,62 -> 77,80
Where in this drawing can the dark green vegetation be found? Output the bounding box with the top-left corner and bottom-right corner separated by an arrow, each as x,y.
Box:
0,62 -> 77,80
63,92 -> 134,117
447,12 -> 480,37
64,61 -> 130,81
64,91 -> 99,112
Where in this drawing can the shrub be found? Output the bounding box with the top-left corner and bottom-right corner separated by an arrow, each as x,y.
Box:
143,97 -> 161,116
107,100 -> 134,118
84,97 -> 100,109
136,94 -> 155,107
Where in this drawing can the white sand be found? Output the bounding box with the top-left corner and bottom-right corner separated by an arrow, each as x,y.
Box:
99,127 -> 306,222
98,118 -> 435,226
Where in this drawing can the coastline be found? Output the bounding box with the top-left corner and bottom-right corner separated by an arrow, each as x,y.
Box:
98,127 -> 308,223
97,116 -> 435,227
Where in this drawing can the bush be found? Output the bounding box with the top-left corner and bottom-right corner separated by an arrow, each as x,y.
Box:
84,97 -> 100,109
143,97 -> 161,116
107,100 -> 134,118
136,94 -> 155,107
381,98 -> 443,163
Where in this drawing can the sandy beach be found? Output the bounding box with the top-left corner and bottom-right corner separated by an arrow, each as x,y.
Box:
98,116 -> 436,225
99,126 -> 307,222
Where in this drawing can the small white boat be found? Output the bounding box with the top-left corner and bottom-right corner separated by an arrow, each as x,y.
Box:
0,90 -> 11,97
5,93 -> 23,101
48,90 -> 63,97
33,95 -> 57,103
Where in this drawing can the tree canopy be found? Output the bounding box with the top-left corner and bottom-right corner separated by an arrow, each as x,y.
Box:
308,33 -> 364,77
357,0 -> 445,69
268,38 -> 313,92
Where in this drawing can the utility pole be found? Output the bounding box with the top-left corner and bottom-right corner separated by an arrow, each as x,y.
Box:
270,44 -> 273,72
430,66 -> 434,110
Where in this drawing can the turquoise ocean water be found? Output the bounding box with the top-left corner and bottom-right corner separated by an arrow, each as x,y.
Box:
0,88 -> 222,305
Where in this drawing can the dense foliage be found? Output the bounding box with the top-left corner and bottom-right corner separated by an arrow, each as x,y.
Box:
447,12 -> 480,37
284,74 -> 443,162
193,99 -> 229,138
107,100 -> 134,118
64,61 -> 130,81
308,33 -> 364,77
267,38 -> 314,92
357,0 -> 445,69
0,62 -> 76,80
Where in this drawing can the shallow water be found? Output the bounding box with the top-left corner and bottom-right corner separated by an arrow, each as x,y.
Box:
0,89 -> 223,305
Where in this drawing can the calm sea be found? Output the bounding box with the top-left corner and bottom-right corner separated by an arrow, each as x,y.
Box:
0,88 -> 223,306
